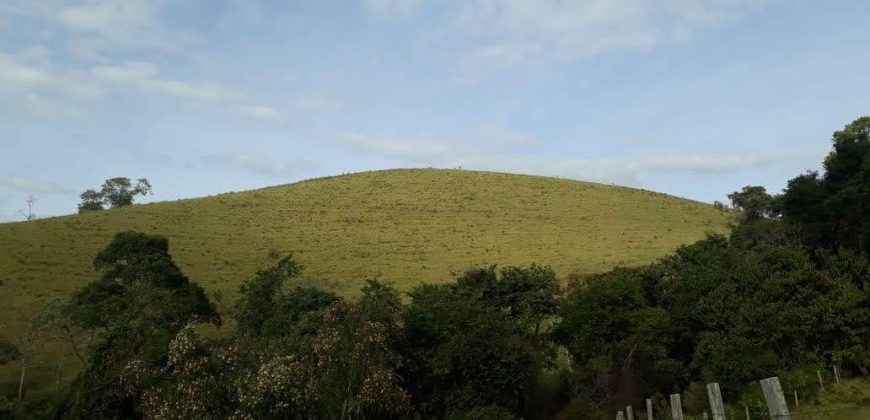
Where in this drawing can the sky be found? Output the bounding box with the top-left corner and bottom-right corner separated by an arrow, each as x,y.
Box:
1,0 -> 870,221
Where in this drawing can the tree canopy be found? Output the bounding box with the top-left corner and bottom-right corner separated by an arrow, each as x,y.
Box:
78,177 -> 152,213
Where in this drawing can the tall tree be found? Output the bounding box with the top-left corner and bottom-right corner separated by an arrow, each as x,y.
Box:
100,177 -> 152,208
77,177 -> 151,213
77,189 -> 104,213
62,231 -> 219,418
727,185 -> 775,223
781,117 -> 870,254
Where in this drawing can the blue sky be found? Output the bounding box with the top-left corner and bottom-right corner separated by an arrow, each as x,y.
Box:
1,0 -> 869,221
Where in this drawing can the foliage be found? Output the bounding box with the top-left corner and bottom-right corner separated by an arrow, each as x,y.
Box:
781,117 -> 870,255
77,177 -> 151,213
77,189 -> 104,213
59,232 -> 220,418
0,341 -> 19,365
727,185 -> 776,222
403,267 -> 554,417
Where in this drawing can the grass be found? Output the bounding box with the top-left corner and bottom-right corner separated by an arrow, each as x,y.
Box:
0,168 -> 731,397
791,377 -> 870,419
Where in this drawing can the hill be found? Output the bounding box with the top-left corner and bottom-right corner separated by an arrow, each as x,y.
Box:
0,169 -> 730,392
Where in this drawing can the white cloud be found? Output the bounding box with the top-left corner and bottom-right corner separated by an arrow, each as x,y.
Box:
290,93 -> 347,112
446,0 -> 769,74
362,0 -> 425,19
2,0 -> 189,51
20,93 -> 85,119
454,149 -> 816,186
91,61 -> 237,102
0,51 -> 101,98
0,174 -> 72,194
337,131 -> 454,162
237,104 -> 290,122
329,125 -> 815,186
201,153 -> 321,177
334,126 -> 539,162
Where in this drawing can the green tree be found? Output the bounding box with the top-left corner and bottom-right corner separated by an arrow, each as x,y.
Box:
100,177 -> 152,207
61,231 -> 219,418
781,116 -> 870,254
728,185 -> 776,223
404,270 -> 544,417
77,189 -> 104,213
77,177 -> 152,212
233,254 -> 341,338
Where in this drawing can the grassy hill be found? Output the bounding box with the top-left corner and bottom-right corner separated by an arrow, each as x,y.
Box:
0,168 -> 731,394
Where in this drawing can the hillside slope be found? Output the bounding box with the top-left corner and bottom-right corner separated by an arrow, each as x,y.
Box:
0,168 -> 730,338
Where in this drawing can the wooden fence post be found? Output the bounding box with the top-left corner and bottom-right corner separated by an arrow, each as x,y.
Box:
817,370 -> 825,391
760,377 -> 791,420
706,382 -> 726,420
743,404 -> 750,420
793,390 -> 798,408
670,394 -> 684,420
617,410 -> 625,420
646,398 -> 654,420
833,365 -> 840,385
626,405 -> 635,420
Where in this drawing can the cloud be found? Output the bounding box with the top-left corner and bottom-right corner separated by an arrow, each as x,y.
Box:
329,125 -> 816,186
91,61 -> 237,102
362,0 -> 425,19
0,51 -> 102,98
237,104 -> 290,122
290,93 -> 347,112
336,132 -> 460,162
0,174 -> 72,194
20,93 -> 85,119
445,0 -> 769,75
455,149 -> 817,186
2,0 -> 189,51
201,153 -> 321,177
333,126 -> 538,162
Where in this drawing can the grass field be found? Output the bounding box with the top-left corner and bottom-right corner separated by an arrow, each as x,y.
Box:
0,168 -> 731,397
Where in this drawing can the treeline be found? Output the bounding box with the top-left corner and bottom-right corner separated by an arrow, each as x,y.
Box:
2,117 -> 870,419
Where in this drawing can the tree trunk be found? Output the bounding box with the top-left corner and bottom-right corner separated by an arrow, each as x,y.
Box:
18,355 -> 26,401
63,326 -> 86,366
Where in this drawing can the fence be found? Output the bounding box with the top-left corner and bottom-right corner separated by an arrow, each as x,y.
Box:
613,366 -> 868,420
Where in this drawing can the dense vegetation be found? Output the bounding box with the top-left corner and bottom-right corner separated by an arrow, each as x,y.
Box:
1,117 -> 869,418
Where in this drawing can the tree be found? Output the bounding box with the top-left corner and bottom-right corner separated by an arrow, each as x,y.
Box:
16,195 -> 36,221
62,231 -> 219,418
100,177 -> 152,208
77,189 -> 104,213
77,177 -> 152,213
781,116 -> 870,254
727,185 -> 776,223
404,270 -> 545,417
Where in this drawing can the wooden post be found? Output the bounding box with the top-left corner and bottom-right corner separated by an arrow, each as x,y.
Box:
617,410 -> 625,420
760,377 -> 791,420
833,365 -> 840,385
793,390 -> 798,408
646,398 -> 654,420
703,412 -> 709,420
743,404 -> 750,420
626,405 -> 635,420
816,370 -> 825,391
707,382 -> 726,420
670,394 -> 684,420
